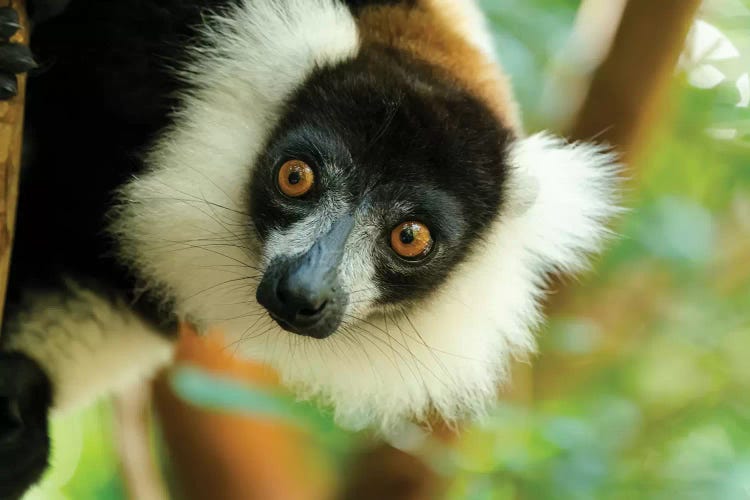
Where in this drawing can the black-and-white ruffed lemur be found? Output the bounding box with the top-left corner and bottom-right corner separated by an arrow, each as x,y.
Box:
0,0 -> 620,497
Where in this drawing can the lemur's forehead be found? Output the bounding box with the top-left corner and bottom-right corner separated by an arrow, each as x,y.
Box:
262,48 -> 513,230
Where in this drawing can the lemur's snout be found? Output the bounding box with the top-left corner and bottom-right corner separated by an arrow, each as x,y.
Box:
256,215 -> 354,339
275,274 -> 330,322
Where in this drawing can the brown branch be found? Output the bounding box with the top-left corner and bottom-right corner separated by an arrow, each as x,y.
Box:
340,443 -> 444,500
0,0 -> 28,332
568,0 -> 702,159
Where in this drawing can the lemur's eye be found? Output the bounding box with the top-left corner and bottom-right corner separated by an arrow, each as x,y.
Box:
390,221 -> 433,260
278,160 -> 314,197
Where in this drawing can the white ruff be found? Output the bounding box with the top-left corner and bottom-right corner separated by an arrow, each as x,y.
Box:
112,1 -> 621,429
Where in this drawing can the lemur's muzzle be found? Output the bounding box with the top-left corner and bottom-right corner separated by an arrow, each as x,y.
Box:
256,215 -> 354,339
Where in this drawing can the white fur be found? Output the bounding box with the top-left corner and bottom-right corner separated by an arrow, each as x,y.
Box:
112,1 -> 620,430
5,284 -> 174,413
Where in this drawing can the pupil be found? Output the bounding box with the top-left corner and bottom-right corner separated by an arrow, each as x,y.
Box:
288,170 -> 301,185
400,228 -> 415,245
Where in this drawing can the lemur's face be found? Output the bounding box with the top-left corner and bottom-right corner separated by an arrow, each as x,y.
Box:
251,52 -> 510,339
115,0 -> 618,428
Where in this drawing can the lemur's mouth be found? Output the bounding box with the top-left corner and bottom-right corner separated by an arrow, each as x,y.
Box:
267,313 -> 297,332
298,301 -> 328,317
267,309 -> 339,340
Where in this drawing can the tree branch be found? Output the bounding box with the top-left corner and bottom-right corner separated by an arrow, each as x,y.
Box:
568,0 -> 702,160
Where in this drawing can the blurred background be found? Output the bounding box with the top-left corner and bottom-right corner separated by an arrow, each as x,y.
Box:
24,0 -> 750,498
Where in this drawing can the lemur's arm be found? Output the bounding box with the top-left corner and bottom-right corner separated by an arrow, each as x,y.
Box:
3,284 -> 175,413
0,284 -> 174,499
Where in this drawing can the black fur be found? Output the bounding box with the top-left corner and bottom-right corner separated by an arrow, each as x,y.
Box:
0,352 -> 51,500
27,0 -> 72,23
6,0 -> 226,331
250,47 -> 512,305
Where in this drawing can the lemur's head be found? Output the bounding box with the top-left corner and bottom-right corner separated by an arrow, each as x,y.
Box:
115,0 -> 619,428
251,48 -> 512,341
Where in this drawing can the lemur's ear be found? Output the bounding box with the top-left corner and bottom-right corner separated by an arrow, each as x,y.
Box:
505,133 -> 623,274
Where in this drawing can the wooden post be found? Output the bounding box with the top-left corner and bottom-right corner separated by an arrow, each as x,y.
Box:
0,0 -> 27,332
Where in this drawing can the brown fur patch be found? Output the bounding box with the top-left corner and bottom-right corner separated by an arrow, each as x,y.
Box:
355,0 -> 521,131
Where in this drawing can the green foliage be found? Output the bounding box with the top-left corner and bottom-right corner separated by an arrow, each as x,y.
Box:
29,403 -> 125,500
479,0 -> 579,127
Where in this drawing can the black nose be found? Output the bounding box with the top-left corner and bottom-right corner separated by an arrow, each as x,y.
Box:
274,276 -> 330,324
256,216 -> 354,338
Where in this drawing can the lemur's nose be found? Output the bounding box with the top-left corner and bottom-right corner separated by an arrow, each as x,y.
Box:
275,275 -> 330,323
256,215 -> 354,339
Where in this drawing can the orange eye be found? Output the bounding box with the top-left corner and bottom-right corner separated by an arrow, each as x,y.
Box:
278,160 -> 314,197
390,221 -> 433,260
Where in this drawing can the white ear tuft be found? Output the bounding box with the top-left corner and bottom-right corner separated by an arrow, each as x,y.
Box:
507,132 -> 623,275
